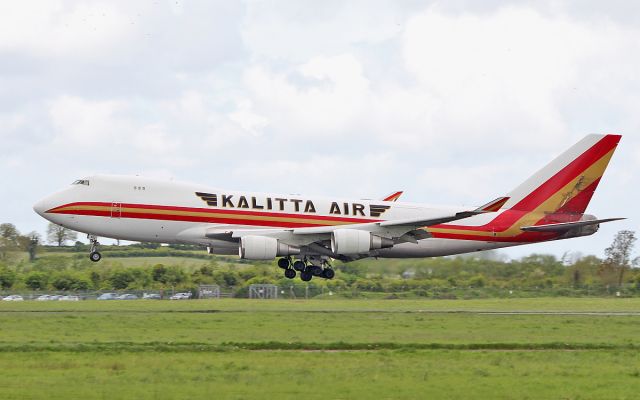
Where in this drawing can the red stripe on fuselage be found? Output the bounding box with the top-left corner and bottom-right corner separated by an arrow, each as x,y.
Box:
48,202 -> 380,228
430,230 -> 559,243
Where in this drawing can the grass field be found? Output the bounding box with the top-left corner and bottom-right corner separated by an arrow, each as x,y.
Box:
1,298 -> 639,399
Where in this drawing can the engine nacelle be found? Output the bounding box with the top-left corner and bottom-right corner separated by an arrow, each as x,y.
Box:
331,229 -> 394,255
239,236 -> 300,260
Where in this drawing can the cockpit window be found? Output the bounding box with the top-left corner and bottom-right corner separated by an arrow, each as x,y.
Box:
72,179 -> 90,186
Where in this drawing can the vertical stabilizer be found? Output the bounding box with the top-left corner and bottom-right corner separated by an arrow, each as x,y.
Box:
503,134 -> 621,215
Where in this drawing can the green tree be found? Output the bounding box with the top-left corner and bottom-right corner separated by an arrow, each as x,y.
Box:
51,272 -> 90,291
152,264 -> 167,282
25,272 -> 49,290
0,223 -> 19,244
151,264 -> 186,286
17,232 -> 41,261
163,266 -> 187,286
0,267 -> 16,289
0,223 -> 20,260
46,223 -> 78,246
213,270 -> 239,287
109,270 -> 135,289
603,230 -> 636,287
565,255 -> 601,287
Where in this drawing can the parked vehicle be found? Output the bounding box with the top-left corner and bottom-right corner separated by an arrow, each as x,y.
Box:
35,295 -> 56,301
142,293 -> 161,300
97,293 -> 118,300
59,295 -> 80,301
2,295 -> 24,301
169,292 -> 192,300
116,294 -> 138,300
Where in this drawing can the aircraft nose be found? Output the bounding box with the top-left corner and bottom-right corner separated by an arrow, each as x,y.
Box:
33,196 -> 54,217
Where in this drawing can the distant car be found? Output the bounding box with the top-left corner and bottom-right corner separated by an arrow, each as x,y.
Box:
2,295 -> 24,301
59,295 -> 80,301
142,293 -> 161,300
97,293 -> 118,300
35,295 -> 55,301
169,292 -> 192,300
116,294 -> 138,300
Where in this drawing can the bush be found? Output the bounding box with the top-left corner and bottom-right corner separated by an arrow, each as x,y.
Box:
25,271 -> 49,290
51,272 -> 90,291
109,270 -> 135,290
0,267 -> 16,289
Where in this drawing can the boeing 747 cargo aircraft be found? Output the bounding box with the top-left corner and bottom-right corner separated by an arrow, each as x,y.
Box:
34,134 -> 623,281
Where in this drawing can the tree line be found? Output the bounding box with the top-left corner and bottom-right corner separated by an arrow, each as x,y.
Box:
0,222 -> 638,297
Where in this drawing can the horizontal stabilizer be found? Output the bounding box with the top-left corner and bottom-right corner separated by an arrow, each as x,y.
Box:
520,218 -> 625,232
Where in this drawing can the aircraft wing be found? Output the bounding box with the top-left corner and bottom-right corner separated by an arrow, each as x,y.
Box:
376,196 -> 510,228
520,217 -> 625,232
290,196 -> 510,235
189,197 -> 509,249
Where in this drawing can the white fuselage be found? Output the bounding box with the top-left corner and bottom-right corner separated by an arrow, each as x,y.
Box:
33,175 -> 514,258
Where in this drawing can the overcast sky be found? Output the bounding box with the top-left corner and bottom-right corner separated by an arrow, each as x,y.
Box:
1,0 -> 639,259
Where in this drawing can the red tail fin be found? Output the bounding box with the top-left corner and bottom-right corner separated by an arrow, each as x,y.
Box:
504,134 -> 621,215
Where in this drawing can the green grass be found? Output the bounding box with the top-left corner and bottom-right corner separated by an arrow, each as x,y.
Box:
3,297 -> 640,312
1,298 -> 639,399
1,350 -> 639,399
99,256 -> 211,267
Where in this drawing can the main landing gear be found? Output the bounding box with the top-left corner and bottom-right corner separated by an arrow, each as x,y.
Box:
88,235 -> 102,262
278,257 -> 334,281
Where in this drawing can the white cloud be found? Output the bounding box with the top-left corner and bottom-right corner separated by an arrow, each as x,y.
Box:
49,95 -> 125,146
230,153 -> 398,198
2,1 -> 640,258
402,7 -> 590,147
228,100 -> 269,137
243,54 -> 370,136
0,1 -> 131,57
241,1 -> 408,62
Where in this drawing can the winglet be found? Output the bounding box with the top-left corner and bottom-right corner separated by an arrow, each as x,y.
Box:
474,197 -> 510,213
383,191 -> 404,202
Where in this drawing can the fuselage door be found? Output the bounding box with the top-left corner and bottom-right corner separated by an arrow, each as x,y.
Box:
111,202 -> 122,218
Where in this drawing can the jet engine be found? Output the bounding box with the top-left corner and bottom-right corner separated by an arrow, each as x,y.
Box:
331,229 -> 394,255
239,236 -> 300,260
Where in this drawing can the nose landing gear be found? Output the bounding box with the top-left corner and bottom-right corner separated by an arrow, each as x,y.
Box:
88,235 -> 101,262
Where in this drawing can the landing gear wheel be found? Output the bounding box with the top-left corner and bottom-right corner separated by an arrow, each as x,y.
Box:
293,260 -> 306,271
284,269 -> 296,279
278,257 -> 290,269
88,234 -> 102,262
309,265 -> 323,276
322,268 -> 335,279
300,270 -> 313,282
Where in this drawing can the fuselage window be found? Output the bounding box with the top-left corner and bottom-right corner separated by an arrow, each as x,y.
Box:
72,180 -> 89,186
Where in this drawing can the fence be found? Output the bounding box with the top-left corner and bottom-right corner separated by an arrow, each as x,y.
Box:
1,283 -> 639,301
